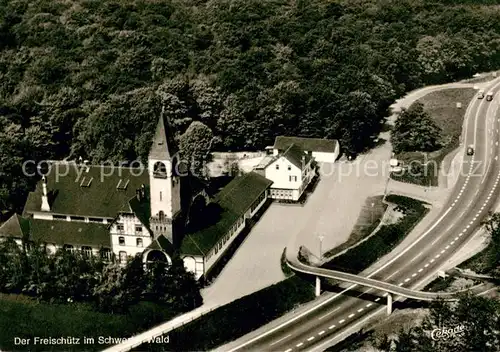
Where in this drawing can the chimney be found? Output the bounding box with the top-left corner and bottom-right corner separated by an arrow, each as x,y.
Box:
41,176 -> 50,211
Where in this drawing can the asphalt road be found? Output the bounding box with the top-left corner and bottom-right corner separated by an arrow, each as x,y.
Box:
223,78 -> 500,352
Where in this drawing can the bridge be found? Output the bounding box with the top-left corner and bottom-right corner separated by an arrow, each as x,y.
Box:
286,250 -> 494,315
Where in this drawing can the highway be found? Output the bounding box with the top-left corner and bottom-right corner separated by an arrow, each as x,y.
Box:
221,78 -> 500,352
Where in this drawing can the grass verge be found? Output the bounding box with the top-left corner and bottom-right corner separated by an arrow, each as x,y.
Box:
134,275 -> 315,351
458,244 -> 496,275
0,296 -> 177,351
391,88 -> 476,186
323,196 -> 387,258
322,195 -> 428,274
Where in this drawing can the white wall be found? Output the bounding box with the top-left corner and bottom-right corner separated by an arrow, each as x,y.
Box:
183,255 -> 205,280
265,157 -> 302,190
149,158 -> 174,218
110,214 -> 153,259
204,216 -> 246,274
312,151 -> 338,163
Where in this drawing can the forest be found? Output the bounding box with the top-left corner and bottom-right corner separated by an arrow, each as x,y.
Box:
2,0 -> 500,215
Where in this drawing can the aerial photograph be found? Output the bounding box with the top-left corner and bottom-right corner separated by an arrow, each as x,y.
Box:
1,0 -> 500,351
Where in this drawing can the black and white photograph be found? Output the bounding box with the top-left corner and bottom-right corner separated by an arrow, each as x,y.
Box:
1,0 -> 500,351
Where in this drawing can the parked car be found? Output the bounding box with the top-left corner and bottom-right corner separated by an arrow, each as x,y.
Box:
467,145 -> 474,156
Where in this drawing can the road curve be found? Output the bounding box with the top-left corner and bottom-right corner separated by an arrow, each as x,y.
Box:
217,78 -> 500,352
286,253 -> 489,301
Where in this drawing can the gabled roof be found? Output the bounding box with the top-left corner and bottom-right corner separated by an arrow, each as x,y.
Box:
180,172 -> 273,256
23,163 -> 149,218
0,214 -> 30,239
274,136 -> 339,153
146,234 -> 174,255
281,144 -> 312,169
29,219 -> 111,247
149,107 -> 178,161
0,215 -> 111,248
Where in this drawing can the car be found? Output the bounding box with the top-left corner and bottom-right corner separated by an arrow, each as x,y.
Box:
467,145 -> 474,156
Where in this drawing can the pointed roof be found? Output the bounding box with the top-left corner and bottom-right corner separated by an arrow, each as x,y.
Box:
282,144 -> 312,169
149,107 -> 178,161
0,214 -> 30,239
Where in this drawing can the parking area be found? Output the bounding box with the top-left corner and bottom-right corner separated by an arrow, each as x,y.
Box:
202,135 -> 393,305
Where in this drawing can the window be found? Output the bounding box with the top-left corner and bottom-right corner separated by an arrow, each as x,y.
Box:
288,165 -> 291,171
275,164 -> 279,170
160,191 -> 162,201
89,217 -> 103,223
53,214 -> 67,220
136,238 -> 143,247
70,216 -> 85,221
159,211 -> 165,220
63,244 -> 74,252
135,225 -> 142,233
119,236 -> 125,246
289,175 -> 297,182
81,246 -> 92,257
100,248 -> 112,261
119,251 -> 127,264
117,224 -> 124,231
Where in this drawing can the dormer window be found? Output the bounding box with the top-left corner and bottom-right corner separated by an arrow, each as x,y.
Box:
153,161 -> 168,178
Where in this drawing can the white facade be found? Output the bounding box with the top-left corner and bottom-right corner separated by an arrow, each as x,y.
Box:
312,150 -> 339,163
148,159 -> 181,219
264,156 -> 313,201
110,213 -> 153,262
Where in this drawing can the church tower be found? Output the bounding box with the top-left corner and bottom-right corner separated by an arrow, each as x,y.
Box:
148,107 -> 182,246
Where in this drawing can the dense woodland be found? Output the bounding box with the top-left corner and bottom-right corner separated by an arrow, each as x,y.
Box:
2,0 -> 500,214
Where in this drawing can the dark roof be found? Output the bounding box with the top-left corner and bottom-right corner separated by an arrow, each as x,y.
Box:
29,219 -> 111,247
0,214 -> 30,239
146,234 -> 174,255
129,190 -> 151,228
281,144 -> 312,169
274,136 -> 339,153
23,163 -> 149,218
180,172 -> 272,256
0,215 -> 111,247
149,107 -> 178,161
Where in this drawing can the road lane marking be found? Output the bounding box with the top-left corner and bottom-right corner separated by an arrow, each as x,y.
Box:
339,319 -> 345,324
418,268 -> 423,272
385,269 -> 400,280
296,342 -> 303,347
270,334 -> 292,346
374,298 -> 380,302
357,308 -> 364,312
412,273 -> 417,277
425,263 -> 429,267
404,278 -> 410,282
430,258 -> 435,262
454,237 -> 459,241
441,249 -> 446,253
318,331 -> 325,336
328,325 -> 336,330
318,307 -> 340,320
436,254 -> 441,258
398,283 -> 403,286
366,303 -> 372,307
307,336 -> 315,341
285,349 -> 292,352
431,237 -> 440,245
451,241 -> 455,245
348,313 -> 355,318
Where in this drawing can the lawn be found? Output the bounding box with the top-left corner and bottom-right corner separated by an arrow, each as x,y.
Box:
323,195 -> 387,259
0,295 -> 177,351
322,195 -> 429,274
391,88 -> 477,186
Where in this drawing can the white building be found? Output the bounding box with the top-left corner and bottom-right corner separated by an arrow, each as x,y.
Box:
0,109 -> 272,282
272,136 -> 340,163
255,144 -> 314,201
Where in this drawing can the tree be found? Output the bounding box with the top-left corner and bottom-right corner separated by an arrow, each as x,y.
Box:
392,102 -> 442,153
178,121 -> 214,178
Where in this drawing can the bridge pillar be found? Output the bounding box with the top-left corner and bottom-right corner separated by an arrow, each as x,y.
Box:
315,276 -> 321,297
386,293 -> 392,315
